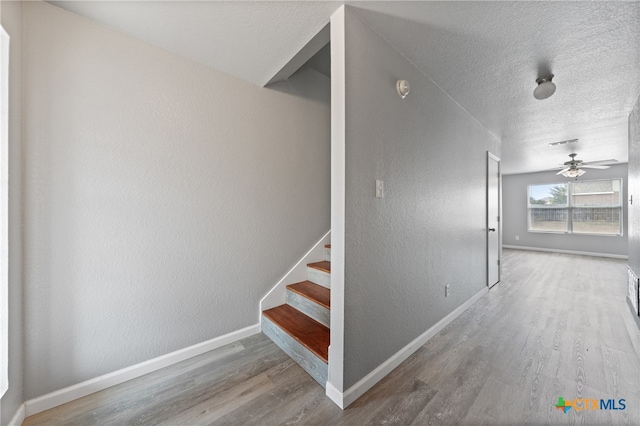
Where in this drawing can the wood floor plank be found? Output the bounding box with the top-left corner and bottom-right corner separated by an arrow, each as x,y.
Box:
23,250 -> 640,426
462,375 -> 519,425
154,372 -> 274,426
212,361 -> 322,425
411,345 -> 493,425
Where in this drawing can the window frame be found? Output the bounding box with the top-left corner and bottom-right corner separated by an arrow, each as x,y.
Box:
527,178 -> 623,237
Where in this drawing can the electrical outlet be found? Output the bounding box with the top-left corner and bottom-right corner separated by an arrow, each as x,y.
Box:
445,284 -> 450,297
515,235 -> 519,240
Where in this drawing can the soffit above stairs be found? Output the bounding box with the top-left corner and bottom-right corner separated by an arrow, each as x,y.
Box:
48,0 -> 341,87
47,1 -> 640,175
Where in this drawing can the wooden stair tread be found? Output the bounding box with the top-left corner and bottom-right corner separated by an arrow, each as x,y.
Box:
262,305 -> 329,363
308,261 -> 330,273
325,244 -> 331,248
287,281 -> 330,309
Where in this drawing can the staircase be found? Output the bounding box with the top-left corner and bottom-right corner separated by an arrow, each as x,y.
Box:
262,244 -> 331,387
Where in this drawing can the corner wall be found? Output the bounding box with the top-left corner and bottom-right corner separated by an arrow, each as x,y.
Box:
629,94 -> 640,324
23,1 -> 330,399
332,7 -> 500,392
0,1 -> 23,424
502,164 -> 628,257
629,95 -> 640,273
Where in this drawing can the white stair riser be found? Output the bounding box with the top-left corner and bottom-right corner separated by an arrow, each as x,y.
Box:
261,315 -> 327,387
307,267 -> 330,288
324,247 -> 331,262
286,290 -> 330,328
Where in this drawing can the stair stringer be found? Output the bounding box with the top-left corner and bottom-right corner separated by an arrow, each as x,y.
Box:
259,231 -> 331,314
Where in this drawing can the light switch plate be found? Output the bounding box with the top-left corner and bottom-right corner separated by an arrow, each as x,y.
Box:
376,180 -> 384,198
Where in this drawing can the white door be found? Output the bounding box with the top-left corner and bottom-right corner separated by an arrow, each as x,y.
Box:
487,152 -> 501,287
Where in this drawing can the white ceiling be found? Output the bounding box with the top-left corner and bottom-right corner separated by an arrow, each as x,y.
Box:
48,1 -> 640,175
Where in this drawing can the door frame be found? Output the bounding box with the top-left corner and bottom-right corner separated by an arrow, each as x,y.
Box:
487,152 -> 501,288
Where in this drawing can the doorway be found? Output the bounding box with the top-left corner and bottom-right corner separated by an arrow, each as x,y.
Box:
487,152 -> 501,287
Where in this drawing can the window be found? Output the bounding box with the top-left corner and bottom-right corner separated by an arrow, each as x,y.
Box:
528,183 -> 568,232
528,178 -> 622,236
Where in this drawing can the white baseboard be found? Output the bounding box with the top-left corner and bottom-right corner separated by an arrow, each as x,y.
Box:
7,403 -> 25,426
326,286 -> 488,409
325,381 -> 344,409
503,245 -> 628,259
23,324 -> 260,417
260,231 -> 331,313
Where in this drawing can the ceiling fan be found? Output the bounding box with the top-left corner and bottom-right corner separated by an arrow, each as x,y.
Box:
554,153 -> 617,178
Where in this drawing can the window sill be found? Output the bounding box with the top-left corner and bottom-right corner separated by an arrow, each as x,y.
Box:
527,230 -> 623,237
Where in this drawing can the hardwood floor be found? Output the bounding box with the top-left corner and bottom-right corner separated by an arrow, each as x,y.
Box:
24,249 -> 640,425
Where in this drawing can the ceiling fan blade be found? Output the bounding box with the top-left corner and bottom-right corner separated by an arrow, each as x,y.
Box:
584,159 -> 618,166
580,165 -> 610,169
549,155 -> 617,175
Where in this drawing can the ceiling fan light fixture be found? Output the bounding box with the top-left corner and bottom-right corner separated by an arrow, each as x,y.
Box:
561,168 -> 585,178
553,153 -> 614,178
534,74 -> 556,100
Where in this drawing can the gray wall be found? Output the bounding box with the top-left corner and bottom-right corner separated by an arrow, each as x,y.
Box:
23,2 -> 330,399
0,1 -> 23,424
629,95 -> 640,274
503,164 -> 628,257
341,7 -> 500,389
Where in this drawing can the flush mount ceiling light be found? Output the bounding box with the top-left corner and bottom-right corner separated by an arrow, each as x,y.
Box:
533,74 -> 556,100
396,80 -> 410,99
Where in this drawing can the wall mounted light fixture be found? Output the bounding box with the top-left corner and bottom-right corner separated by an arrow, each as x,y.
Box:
396,80 -> 410,99
534,74 -> 556,100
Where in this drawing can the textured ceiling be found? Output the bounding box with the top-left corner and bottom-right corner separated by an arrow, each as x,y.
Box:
48,1 -> 640,175
354,2 -> 640,175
